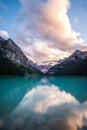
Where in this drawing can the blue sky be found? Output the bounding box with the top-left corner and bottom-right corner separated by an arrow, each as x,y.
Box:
68,0 -> 87,43
0,0 -> 87,41
0,0 -> 87,62
0,0 -> 20,39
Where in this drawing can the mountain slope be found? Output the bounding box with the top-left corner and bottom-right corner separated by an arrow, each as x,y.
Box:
47,50 -> 87,75
0,37 -> 39,75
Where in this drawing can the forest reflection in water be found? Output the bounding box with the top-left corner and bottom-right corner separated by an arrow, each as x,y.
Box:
0,76 -> 87,130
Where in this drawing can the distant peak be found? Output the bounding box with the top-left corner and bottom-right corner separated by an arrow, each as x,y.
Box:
73,50 -> 82,55
75,49 -> 82,53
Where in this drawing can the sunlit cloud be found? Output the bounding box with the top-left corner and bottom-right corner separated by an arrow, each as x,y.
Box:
14,0 -> 87,63
0,30 -> 9,38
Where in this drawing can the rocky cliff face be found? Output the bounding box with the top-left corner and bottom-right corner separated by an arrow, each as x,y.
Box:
47,50 -> 87,75
0,37 -> 39,75
1,36 -> 87,76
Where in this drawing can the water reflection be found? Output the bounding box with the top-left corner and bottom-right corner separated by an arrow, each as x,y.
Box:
48,76 -> 87,103
0,76 -> 87,130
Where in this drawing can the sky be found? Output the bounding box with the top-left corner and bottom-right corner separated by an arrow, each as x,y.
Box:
0,0 -> 87,63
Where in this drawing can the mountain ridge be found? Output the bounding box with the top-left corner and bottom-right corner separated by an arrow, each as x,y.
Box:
47,49 -> 87,75
1,36 -> 87,75
0,36 -> 41,75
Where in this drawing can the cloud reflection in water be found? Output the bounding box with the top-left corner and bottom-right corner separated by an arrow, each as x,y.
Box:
1,78 -> 87,130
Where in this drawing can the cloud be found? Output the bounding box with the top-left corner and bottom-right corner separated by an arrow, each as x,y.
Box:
15,0 -> 87,63
0,30 -> 9,38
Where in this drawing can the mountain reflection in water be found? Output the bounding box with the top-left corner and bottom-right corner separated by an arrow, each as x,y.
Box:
0,76 -> 87,130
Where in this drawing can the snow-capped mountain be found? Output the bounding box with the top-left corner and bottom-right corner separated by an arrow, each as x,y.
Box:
37,60 -> 58,73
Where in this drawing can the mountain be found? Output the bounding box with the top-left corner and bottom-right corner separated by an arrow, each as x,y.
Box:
47,50 -> 87,75
0,36 -> 40,75
37,60 -> 58,73
1,36 -> 87,76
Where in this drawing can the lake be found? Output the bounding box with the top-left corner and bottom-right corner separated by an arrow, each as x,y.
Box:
0,76 -> 87,130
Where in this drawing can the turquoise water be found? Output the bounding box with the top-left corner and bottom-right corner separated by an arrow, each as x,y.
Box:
0,76 -> 87,130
